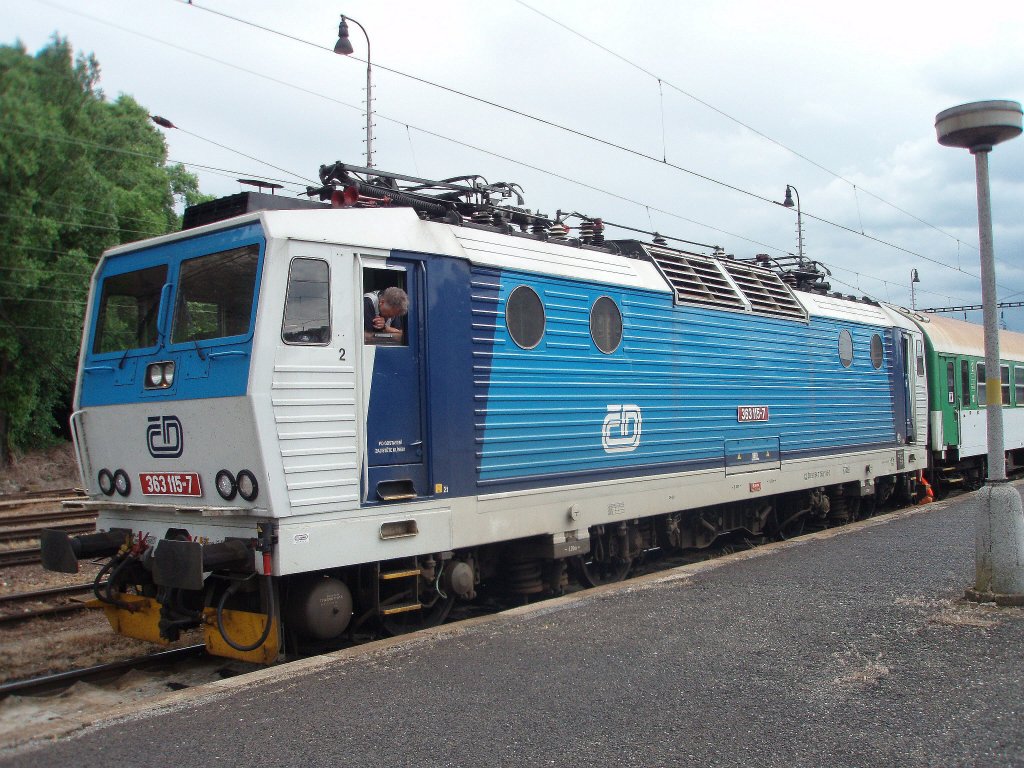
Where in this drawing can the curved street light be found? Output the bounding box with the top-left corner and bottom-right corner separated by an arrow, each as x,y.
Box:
334,14 -> 374,168
781,185 -> 804,267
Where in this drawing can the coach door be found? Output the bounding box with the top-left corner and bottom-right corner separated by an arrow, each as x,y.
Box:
892,328 -> 913,444
361,256 -> 427,501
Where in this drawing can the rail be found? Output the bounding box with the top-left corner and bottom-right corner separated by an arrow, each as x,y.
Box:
0,645 -> 207,698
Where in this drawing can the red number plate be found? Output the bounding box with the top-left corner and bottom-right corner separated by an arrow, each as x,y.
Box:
139,472 -> 203,497
737,406 -> 770,422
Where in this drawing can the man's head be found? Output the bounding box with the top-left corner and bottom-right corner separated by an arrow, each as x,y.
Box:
379,286 -> 409,319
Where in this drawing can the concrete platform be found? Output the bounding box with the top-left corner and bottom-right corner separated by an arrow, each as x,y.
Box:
3,486 -> 1024,767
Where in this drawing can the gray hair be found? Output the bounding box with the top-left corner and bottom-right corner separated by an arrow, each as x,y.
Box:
380,286 -> 409,315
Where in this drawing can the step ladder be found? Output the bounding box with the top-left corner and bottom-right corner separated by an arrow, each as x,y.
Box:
377,558 -> 423,617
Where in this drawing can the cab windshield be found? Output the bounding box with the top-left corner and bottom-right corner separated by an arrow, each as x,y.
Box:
92,265 -> 167,354
91,243 -> 259,355
171,245 -> 259,343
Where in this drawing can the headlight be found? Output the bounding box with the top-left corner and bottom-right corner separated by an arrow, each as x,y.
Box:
113,469 -> 131,497
236,470 -> 259,502
215,470 -> 237,501
98,469 -> 115,496
144,361 -> 176,389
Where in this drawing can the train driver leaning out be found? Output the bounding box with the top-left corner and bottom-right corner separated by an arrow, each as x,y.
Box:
363,286 -> 409,344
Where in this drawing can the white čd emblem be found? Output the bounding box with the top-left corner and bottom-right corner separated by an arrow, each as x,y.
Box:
602,404 -> 642,453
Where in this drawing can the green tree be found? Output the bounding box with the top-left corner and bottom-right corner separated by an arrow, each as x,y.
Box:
0,36 -> 205,462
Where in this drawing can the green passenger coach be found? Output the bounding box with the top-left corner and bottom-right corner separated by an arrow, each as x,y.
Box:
918,313 -> 1024,491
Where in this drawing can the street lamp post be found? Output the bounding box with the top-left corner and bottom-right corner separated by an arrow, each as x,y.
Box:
936,99 -> 1024,602
334,14 -> 374,168
910,268 -> 920,310
781,185 -> 804,267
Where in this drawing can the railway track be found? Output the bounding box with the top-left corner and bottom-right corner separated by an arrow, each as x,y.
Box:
0,487 -> 84,508
0,582 -> 96,625
0,520 -> 95,545
0,644 -> 208,698
0,546 -> 44,568
0,492 -> 96,564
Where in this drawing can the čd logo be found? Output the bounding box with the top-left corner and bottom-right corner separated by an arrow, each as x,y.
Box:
602,404 -> 642,454
147,415 -> 183,458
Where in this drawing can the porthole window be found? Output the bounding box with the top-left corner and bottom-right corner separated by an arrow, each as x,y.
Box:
870,333 -> 883,369
506,285 -> 545,350
838,329 -> 854,368
590,296 -> 623,354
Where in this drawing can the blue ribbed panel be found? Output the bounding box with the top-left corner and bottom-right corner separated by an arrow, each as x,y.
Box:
472,268 -> 896,484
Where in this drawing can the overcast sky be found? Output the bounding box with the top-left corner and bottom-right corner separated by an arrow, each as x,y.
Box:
7,0 -> 1024,326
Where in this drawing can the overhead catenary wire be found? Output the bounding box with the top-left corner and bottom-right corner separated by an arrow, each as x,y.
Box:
512,0 -> 978,254
164,0 -> 1009,289
149,116 -> 316,185
21,0 -> 1018,303
0,122 -> 308,193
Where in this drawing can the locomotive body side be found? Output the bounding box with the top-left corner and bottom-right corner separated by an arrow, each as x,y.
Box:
45,204 -> 931,660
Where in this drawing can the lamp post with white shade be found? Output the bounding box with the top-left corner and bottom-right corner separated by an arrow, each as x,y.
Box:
936,99 -> 1024,602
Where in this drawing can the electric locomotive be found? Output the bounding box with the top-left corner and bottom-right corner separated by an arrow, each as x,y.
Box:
43,163 -> 931,662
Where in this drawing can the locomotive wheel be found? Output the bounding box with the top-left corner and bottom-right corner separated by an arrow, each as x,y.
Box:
571,554 -> 632,588
380,590 -> 455,636
769,507 -> 806,541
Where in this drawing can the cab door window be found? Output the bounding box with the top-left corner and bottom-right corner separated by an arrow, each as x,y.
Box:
362,267 -> 409,346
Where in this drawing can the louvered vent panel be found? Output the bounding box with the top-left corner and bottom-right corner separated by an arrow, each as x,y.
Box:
722,262 -> 808,321
647,247 -> 747,312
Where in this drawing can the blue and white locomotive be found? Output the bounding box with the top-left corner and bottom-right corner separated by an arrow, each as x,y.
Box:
42,163 -> 931,662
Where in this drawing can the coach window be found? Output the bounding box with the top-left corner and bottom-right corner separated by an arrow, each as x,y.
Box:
869,333 -> 883,369
362,267 -> 408,346
946,362 -> 955,405
961,360 -> 971,407
838,329 -> 854,368
1015,367 -> 1024,405
282,258 -> 330,345
1002,365 -> 1011,405
915,339 -> 925,377
977,362 -> 986,406
590,296 -> 623,354
506,285 -> 545,350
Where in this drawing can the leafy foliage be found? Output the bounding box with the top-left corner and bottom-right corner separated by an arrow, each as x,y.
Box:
0,36 -> 204,460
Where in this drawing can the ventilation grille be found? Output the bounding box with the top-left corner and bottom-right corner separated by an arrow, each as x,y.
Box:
646,247 -> 747,312
644,245 -> 807,322
721,261 -> 808,320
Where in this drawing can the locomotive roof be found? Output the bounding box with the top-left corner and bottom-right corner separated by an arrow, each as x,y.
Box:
102,206 -> 921,330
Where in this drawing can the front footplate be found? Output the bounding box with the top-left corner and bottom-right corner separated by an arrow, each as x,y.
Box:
91,594 -> 280,663
202,607 -> 280,664
91,594 -> 167,645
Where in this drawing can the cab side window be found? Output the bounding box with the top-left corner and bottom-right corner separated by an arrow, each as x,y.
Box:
282,258 -> 330,345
